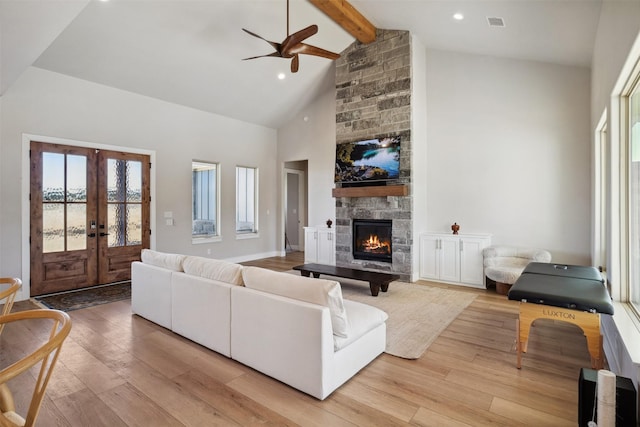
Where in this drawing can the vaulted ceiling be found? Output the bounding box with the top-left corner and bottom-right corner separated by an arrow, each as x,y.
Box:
1,0 -> 602,129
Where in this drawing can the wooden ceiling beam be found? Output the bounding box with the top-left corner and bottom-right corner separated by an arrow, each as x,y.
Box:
308,0 -> 377,44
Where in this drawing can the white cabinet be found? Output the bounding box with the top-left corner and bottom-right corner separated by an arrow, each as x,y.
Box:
304,227 -> 335,265
419,233 -> 491,288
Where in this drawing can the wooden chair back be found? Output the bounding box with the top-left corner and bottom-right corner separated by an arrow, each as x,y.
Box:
0,309 -> 71,427
0,279 -> 21,335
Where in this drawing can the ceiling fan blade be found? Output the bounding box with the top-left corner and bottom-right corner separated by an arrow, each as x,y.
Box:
295,43 -> 340,60
242,28 -> 281,51
291,54 -> 299,73
281,25 -> 318,55
242,52 -> 283,61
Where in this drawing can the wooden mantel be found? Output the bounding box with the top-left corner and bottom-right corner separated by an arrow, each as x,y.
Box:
332,184 -> 408,198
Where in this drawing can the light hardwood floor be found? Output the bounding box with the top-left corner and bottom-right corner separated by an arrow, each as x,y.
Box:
2,252 -> 594,426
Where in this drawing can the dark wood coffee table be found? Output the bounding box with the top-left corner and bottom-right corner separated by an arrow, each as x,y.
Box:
293,263 -> 399,296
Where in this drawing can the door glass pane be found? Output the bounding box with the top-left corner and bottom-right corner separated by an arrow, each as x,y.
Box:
42,152 -> 64,202
107,158 -> 143,247
67,204 -> 87,251
42,203 -> 64,253
108,203 -> 125,247
107,159 -> 126,202
127,161 -> 142,202
127,204 -> 142,245
67,155 -> 87,202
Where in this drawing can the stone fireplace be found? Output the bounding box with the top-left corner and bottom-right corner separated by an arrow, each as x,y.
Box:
334,29 -> 413,281
352,219 -> 392,262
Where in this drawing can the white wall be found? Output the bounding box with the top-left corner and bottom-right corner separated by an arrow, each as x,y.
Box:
591,0 -> 640,128
425,49 -> 591,264
277,67 -> 337,249
0,67 -> 278,297
411,35 -> 428,281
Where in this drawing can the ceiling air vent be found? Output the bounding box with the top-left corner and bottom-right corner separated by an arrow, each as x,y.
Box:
487,17 -> 505,27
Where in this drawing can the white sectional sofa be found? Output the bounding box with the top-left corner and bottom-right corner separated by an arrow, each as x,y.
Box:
131,250 -> 388,400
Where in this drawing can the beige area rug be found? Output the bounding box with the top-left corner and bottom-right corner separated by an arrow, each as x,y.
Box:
287,271 -> 477,359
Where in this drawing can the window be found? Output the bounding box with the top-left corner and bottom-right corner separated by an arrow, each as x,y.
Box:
192,161 -> 219,239
629,77 -> 640,314
236,166 -> 257,234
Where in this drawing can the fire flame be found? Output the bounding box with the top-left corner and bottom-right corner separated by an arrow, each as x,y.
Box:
363,234 -> 390,253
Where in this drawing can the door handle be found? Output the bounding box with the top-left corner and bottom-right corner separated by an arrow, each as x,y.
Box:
88,233 -> 96,238
99,232 -> 110,237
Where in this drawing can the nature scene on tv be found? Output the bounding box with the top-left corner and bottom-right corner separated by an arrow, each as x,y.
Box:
335,136 -> 401,183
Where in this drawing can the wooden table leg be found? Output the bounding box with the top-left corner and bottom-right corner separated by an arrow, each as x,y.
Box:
516,318 -> 522,369
516,313 -> 535,369
369,283 -> 380,296
517,303 -> 602,369
299,270 -> 311,277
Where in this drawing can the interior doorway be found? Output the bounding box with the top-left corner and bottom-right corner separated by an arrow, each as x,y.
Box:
284,162 -> 307,252
29,141 -> 151,296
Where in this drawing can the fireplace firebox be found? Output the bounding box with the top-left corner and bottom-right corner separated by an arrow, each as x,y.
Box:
352,219 -> 392,262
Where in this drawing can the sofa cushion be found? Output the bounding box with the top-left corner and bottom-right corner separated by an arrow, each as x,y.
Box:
333,299 -> 388,351
484,256 -> 530,269
242,266 -> 349,338
140,249 -> 186,272
183,256 -> 244,285
485,266 -> 525,285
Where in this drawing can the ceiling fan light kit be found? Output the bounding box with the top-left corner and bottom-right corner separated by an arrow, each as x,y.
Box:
242,0 -> 340,73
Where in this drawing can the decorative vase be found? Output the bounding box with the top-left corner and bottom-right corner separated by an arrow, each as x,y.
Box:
326,219 -> 333,228
451,222 -> 460,235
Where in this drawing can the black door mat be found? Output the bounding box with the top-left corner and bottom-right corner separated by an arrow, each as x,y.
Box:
34,282 -> 131,312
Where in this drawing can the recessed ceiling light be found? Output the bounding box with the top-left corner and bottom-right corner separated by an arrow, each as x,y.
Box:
278,73 -> 286,80
453,13 -> 464,21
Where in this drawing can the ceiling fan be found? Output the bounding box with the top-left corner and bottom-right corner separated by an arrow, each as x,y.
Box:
242,0 -> 340,73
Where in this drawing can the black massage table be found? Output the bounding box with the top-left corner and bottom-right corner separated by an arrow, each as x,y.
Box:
507,262 -> 614,369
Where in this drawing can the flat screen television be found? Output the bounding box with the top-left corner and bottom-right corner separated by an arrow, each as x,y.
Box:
335,136 -> 401,184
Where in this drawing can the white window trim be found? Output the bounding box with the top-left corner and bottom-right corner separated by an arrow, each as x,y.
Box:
192,235 -> 223,244
604,31 -> 640,373
593,110 -> 608,274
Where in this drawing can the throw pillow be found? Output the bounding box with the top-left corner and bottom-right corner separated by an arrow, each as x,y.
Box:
183,256 -> 244,285
140,249 -> 186,272
242,266 -> 349,338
